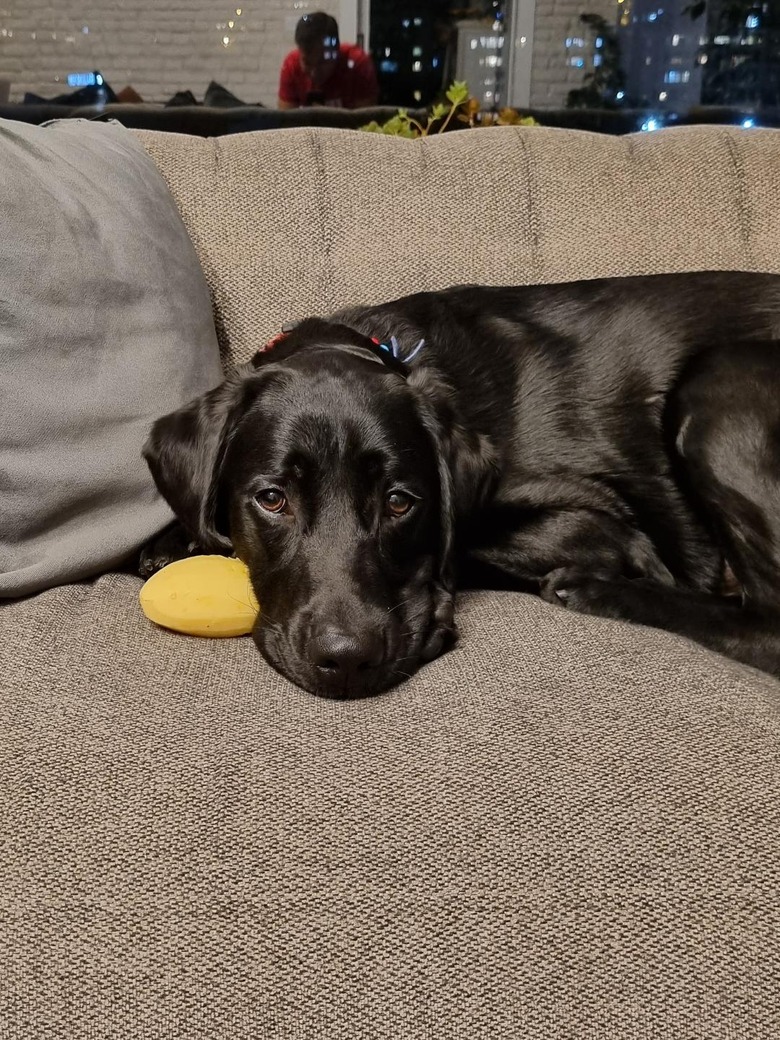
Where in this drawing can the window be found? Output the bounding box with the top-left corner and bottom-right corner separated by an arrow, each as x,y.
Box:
362,0 -> 779,116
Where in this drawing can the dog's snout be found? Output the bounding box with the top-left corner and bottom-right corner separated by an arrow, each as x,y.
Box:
309,626 -> 385,694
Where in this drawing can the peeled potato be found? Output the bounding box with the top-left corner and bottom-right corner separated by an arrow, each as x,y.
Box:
139,555 -> 259,637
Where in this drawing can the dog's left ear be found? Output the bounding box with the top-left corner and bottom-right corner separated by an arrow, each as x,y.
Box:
143,368 -> 260,552
409,367 -> 499,533
408,369 -> 499,662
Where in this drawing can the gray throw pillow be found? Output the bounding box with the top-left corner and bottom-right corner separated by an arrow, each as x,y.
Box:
0,117 -> 223,598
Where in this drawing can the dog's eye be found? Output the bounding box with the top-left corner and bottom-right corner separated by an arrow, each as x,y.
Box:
386,491 -> 414,517
255,488 -> 287,513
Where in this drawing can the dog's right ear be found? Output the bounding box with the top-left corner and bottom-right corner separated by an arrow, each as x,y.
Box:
143,369 -> 258,553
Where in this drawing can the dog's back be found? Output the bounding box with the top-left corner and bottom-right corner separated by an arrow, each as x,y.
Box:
337,271 -> 780,592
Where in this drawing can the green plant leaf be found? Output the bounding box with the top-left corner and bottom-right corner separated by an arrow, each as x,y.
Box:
389,119 -> 405,134
445,81 -> 470,107
359,81 -> 504,138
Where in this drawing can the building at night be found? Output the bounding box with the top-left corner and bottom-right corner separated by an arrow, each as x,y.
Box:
616,0 -> 704,110
700,1 -> 780,109
616,0 -> 780,113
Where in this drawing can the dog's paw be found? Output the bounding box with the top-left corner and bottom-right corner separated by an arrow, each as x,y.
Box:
541,569 -> 624,619
138,524 -> 199,579
419,584 -> 458,662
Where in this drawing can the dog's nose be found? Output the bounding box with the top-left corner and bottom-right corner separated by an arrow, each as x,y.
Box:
309,627 -> 385,692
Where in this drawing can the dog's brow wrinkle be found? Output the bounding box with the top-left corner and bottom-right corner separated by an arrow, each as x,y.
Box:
676,414 -> 693,457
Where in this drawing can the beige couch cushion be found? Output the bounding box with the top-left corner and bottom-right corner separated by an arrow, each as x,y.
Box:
2,574 -> 779,1038
137,124 -> 780,369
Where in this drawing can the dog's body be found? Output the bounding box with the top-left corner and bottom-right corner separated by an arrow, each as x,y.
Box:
144,271 -> 780,695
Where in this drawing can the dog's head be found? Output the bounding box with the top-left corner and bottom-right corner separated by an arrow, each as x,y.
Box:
144,318 -> 495,698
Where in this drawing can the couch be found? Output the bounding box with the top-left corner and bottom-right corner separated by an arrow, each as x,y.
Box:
1,123 -> 779,1038
0,102 -> 423,136
2,101 -> 777,137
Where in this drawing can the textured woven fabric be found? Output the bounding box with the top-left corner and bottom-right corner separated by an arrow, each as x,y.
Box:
1,125 -> 780,1037
1,575 -> 779,1038
136,124 -> 780,369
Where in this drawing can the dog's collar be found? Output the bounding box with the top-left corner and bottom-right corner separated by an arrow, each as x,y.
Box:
260,320 -> 303,352
260,323 -> 425,366
371,334 -> 425,365
260,330 -> 292,353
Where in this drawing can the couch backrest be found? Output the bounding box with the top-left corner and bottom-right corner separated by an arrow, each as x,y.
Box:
136,125 -> 780,371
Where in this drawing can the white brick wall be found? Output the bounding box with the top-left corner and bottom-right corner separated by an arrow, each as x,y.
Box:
0,0 -> 339,105
529,0 -> 617,108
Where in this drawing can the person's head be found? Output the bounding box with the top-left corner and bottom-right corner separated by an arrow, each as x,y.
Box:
294,12 -> 340,87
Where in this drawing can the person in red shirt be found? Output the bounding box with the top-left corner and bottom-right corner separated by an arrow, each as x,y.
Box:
278,12 -> 379,109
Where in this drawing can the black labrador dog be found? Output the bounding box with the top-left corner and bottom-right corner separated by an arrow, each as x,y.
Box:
143,271 -> 780,697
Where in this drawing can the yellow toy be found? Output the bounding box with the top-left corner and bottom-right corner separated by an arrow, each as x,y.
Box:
139,555 -> 259,637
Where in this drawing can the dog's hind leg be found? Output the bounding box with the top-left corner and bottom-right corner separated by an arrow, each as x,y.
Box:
671,342 -> 780,613
553,342 -> 780,678
546,575 -> 780,677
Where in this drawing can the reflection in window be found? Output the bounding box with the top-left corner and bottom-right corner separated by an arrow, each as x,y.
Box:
369,0 -> 506,109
